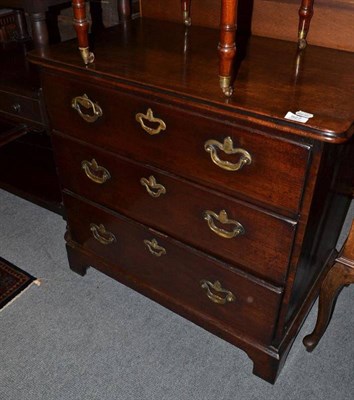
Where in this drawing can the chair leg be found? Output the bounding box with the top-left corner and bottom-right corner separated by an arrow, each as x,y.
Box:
181,0 -> 192,26
298,0 -> 314,49
218,0 -> 238,97
303,261 -> 354,352
72,0 -> 95,65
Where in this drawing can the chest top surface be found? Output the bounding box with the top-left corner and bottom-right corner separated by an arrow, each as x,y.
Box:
28,17 -> 354,143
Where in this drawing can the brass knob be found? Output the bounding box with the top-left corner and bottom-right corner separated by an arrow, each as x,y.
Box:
12,103 -> 21,114
90,223 -> 116,245
81,159 -> 111,184
72,94 -> 103,123
200,280 -> 236,305
204,137 -> 252,171
135,108 -> 166,135
204,210 -> 245,239
140,176 -> 166,198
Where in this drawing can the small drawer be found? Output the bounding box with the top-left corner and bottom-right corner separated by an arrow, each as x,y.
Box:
63,193 -> 283,345
0,90 -> 42,124
54,134 -> 296,284
44,73 -> 310,215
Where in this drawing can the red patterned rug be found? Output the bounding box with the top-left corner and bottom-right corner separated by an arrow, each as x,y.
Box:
0,256 -> 35,310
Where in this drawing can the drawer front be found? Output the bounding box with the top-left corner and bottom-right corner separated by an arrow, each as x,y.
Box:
54,134 -> 296,284
63,193 -> 283,345
44,73 -> 310,214
0,90 -> 42,124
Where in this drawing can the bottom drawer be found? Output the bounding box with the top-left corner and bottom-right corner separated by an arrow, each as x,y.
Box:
64,193 -> 283,345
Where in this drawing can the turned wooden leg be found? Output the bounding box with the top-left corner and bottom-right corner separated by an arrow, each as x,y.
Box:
29,12 -> 49,48
298,0 -> 315,49
303,262 -> 354,351
218,0 -> 238,97
181,0 -> 192,26
72,0 -> 95,65
118,0 -> 132,22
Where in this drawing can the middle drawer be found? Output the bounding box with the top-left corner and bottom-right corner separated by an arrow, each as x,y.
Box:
54,134 -> 296,285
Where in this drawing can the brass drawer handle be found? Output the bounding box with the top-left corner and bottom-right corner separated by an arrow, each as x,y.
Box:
81,159 -> 111,184
200,280 -> 236,305
204,137 -> 252,171
204,209 -> 245,239
90,223 -> 116,245
135,108 -> 166,135
144,238 -> 166,257
140,176 -> 166,198
71,94 -> 103,123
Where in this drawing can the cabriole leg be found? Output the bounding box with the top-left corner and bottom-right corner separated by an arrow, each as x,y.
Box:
303,261 -> 354,351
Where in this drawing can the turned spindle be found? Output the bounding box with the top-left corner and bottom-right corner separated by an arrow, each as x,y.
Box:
298,0 -> 315,49
181,0 -> 192,26
72,0 -> 95,65
218,0 -> 238,97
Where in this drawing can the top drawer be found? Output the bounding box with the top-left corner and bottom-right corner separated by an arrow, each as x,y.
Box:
43,73 -> 310,214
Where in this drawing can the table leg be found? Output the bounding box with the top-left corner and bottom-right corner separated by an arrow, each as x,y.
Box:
181,0 -> 192,26
72,0 -> 95,65
303,261 -> 354,352
298,0 -> 314,49
218,0 -> 238,97
29,12 -> 49,47
118,0 -> 132,22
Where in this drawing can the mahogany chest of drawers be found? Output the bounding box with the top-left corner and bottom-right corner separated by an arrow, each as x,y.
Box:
29,18 -> 354,383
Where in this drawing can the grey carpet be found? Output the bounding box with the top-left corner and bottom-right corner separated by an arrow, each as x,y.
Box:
0,188 -> 353,400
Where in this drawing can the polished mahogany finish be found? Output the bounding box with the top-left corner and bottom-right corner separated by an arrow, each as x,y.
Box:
141,0 -> 354,52
33,19 -> 354,141
303,219 -> 354,351
64,191 -> 283,344
44,73 -> 310,215
71,0 -> 239,95
29,17 -> 354,383
53,134 -> 297,284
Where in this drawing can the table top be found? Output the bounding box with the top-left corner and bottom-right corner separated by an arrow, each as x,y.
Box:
28,18 -> 354,143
